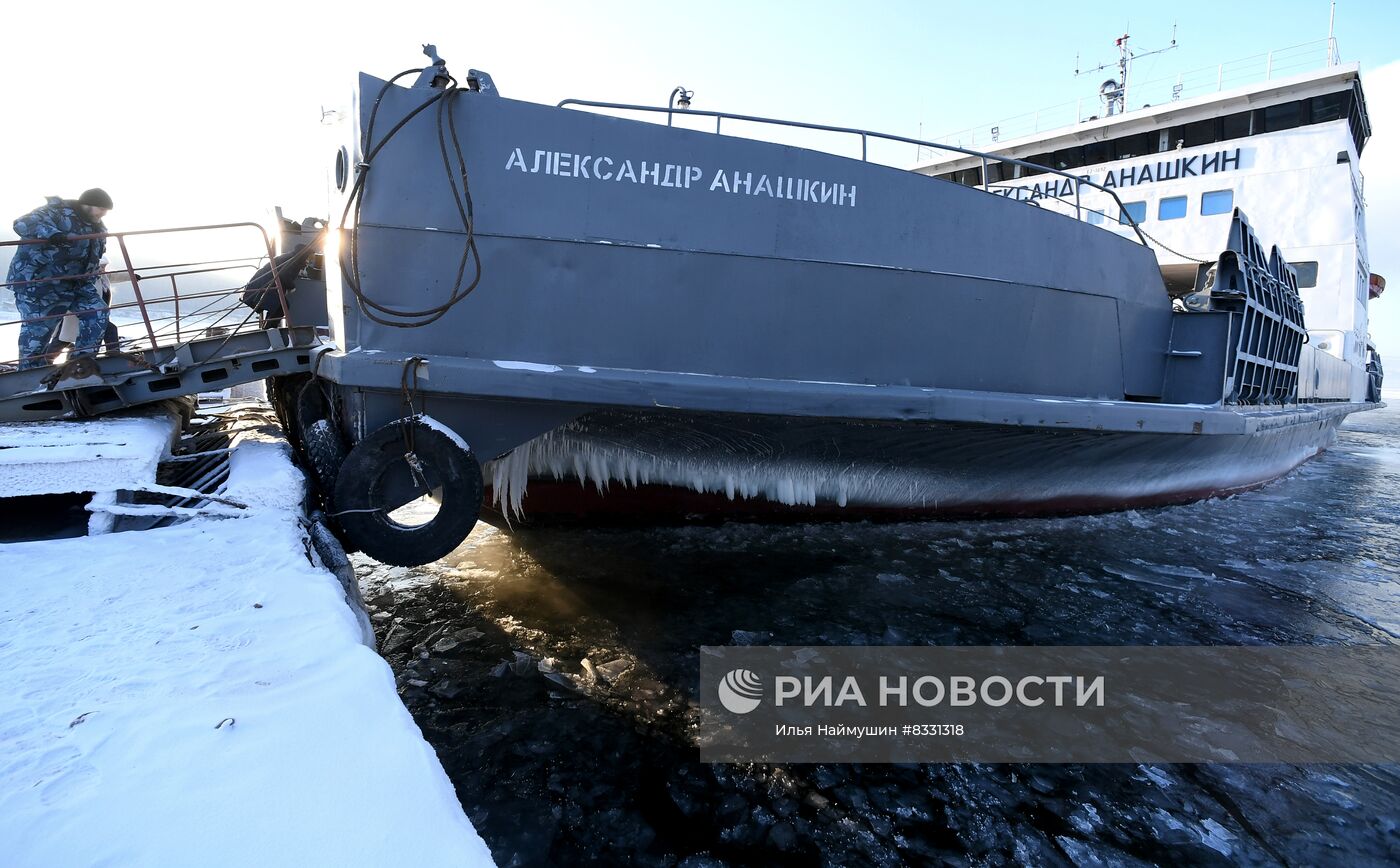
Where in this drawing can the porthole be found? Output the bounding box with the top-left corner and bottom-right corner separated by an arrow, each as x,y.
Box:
335,146 -> 349,192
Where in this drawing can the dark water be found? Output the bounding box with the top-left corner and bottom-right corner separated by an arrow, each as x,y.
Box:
357,404 -> 1400,867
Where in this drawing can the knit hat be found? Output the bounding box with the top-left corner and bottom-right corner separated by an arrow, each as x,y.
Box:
78,188 -> 114,209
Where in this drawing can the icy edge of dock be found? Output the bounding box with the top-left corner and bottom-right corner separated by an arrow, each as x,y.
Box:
0,406 -> 181,498
0,411 -> 495,867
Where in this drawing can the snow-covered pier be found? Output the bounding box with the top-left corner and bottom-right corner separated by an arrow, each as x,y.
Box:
0,406 -> 493,867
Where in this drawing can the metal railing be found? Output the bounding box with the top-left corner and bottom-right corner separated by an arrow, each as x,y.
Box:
0,222 -> 291,371
931,38 -> 1339,148
556,98 -> 1151,246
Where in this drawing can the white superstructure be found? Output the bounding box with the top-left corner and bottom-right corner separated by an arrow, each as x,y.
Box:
917,52 -> 1376,401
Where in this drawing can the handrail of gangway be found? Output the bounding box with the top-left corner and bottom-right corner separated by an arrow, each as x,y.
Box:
554,98 -> 1151,247
1,221 -> 293,368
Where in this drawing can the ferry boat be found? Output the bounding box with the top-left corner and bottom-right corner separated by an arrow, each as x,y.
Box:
273,40 -> 1383,565
917,36 -> 1381,406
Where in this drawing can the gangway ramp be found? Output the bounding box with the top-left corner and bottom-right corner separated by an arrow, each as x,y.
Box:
0,221 -> 323,422
0,326 -> 321,422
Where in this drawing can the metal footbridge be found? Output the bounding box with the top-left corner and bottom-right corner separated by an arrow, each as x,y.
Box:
0,221 -> 323,423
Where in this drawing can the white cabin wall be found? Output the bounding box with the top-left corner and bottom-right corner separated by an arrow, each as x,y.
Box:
985,122 -> 1366,377
916,64 -> 1374,403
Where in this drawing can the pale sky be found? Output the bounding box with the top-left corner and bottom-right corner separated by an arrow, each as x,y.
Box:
2,0 -> 1397,356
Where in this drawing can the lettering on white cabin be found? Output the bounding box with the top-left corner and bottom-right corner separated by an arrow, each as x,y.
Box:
989,147 -> 1244,201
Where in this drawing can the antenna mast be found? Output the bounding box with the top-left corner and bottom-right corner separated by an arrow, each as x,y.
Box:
1327,1 -> 1337,65
1076,27 -> 1178,116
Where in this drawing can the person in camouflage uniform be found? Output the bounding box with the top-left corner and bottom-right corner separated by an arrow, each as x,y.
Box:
6,189 -> 114,369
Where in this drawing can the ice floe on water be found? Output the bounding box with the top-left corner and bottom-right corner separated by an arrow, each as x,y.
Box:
371,406 -> 1400,863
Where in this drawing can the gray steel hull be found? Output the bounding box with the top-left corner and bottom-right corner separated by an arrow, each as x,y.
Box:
330,73 -> 1174,405
318,73 -> 1380,529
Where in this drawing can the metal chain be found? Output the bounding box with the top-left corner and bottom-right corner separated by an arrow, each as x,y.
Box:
1137,226 -> 1215,265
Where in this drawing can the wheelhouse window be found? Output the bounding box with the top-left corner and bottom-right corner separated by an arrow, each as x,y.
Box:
1180,119 -> 1217,148
1309,91 -> 1349,123
1082,140 -> 1111,166
1021,153 -> 1052,177
1053,146 -> 1083,170
1292,261 -> 1319,287
984,162 -> 1013,183
1086,209 -> 1106,225
1113,133 -> 1153,160
954,167 -> 983,187
1221,110 -> 1253,141
1259,101 -> 1302,133
1119,201 -> 1147,225
1158,196 -> 1188,220
1201,189 -> 1234,216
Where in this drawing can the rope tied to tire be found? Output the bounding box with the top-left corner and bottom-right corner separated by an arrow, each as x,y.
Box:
400,356 -> 429,491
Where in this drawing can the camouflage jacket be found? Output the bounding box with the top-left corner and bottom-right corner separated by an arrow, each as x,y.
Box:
6,197 -> 107,291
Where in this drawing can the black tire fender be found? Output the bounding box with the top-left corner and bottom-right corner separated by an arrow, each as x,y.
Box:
332,417 -> 483,567
282,376 -> 357,553
303,418 -> 349,503
268,374 -> 310,452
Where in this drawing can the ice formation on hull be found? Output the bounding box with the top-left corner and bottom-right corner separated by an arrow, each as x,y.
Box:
484,409 -> 1342,524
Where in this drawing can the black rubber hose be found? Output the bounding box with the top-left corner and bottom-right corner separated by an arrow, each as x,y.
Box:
338,70 -> 482,327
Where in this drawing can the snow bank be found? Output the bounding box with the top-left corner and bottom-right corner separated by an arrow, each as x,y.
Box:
223,429 -> 308,514
0,430 -> 494,867
0,408 -> 180,497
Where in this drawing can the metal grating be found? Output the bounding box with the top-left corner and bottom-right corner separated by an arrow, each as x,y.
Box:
1210,210 -> 1308,405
